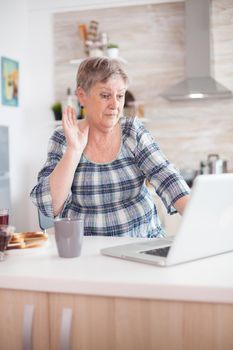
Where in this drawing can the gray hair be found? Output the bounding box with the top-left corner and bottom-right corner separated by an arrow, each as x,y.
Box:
76,57 -> 129,92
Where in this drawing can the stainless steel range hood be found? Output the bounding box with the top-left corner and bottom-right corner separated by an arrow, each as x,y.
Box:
161,0 -> 232,101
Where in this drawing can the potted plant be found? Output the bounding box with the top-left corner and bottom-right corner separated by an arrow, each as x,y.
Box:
51,101 -> 62,121
107,43 -> 119,58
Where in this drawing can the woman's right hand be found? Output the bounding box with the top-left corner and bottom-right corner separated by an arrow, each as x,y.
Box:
62,106 -> 89,153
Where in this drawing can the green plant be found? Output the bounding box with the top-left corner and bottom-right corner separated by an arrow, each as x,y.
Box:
51,101 -> 62,120
107,43 -> 119,49
51,101 -> 62,113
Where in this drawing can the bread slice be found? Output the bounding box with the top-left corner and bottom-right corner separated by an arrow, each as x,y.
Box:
7,231 -> 48,250
10,234 -> 25,244
22,231 -> 46,239
23,232 -> 48,243
7,242 -> 26,250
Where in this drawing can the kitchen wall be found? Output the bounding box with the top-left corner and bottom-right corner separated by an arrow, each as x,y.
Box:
1,0 -> 232,231
54,0 -> 233,172
0,0 -> 30,230
0,0 -> 54,231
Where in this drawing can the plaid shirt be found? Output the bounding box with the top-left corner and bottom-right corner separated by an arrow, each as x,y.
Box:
30,117 -> 190,237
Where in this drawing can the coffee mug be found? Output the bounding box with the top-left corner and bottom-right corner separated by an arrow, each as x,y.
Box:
54,218 -> 84,258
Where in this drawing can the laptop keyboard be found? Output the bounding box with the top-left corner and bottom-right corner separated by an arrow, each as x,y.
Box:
141,246 -> 171,257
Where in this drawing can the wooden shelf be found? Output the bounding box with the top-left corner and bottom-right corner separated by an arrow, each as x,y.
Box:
69,56 -> 128,65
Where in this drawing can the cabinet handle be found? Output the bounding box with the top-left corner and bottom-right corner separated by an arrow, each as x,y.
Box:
60,308 -> 73,350
23,304 -> 35,350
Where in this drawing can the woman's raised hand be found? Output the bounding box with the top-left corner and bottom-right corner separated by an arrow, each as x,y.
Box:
62,106 -> 89,153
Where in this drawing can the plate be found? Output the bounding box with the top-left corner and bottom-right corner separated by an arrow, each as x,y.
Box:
6,240 -> 51,256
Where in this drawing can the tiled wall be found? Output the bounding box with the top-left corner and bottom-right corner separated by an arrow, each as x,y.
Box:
54,0 -> 233,172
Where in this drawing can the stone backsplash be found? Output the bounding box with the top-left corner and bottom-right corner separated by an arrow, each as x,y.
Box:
54,0 -> 233,172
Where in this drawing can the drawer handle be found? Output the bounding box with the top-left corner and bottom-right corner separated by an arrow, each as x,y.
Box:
23,304 -> 35,350
60,308 -> 73,350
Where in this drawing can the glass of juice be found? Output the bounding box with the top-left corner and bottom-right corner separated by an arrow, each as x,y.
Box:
0,225 -> 15,261
0,209 -> 9,225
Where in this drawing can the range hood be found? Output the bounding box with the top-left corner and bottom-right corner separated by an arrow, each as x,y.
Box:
161,0 -> 232,101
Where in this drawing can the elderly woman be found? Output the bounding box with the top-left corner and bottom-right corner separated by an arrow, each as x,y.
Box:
30,57 -> 190,237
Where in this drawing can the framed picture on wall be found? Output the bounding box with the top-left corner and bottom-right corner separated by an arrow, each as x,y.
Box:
1,57 -> 19,107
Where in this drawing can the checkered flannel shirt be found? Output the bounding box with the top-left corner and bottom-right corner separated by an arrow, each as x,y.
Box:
30,117 -> 190,237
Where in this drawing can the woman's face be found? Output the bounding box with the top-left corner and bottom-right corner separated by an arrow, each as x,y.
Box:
77,75 -> 127,132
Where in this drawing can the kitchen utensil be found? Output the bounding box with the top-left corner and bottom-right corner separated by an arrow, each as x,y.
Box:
207,154 -> 228,174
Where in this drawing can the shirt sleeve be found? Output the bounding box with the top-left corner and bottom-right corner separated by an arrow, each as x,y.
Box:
123,117 -> 190,214
30,127 -> 72,218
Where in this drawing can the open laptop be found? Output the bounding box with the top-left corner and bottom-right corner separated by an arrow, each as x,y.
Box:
101,174 -> 233,266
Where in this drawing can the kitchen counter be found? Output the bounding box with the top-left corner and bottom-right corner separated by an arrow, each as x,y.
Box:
1,233 -> 233,304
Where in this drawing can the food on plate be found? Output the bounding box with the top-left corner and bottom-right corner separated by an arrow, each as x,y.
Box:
7,231 -> 48,250
7,241 -> 26,250
9,233 -> 24,243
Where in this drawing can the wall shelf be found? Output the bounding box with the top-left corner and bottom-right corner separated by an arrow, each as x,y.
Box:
69,56 -> 128,65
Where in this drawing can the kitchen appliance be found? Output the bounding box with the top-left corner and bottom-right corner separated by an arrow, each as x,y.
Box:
0,126 -> 11,210
180,168 -> 197,187
161,0 -> 232,101
200,154 -> 228,175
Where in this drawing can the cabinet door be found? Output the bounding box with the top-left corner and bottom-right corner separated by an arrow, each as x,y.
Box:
49,293 -> 233,350
114,298 -> 233,350
49,293 -> 116,350
0,289 -> 50,350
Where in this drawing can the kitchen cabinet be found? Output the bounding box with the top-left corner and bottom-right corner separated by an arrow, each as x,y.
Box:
0,127 -> 11,211
0,289 -> 49,350
49,293 -> 116,350
29,0 -> 182,13
48,293 -> 233,350
1,289 -> 233,350
1,236 -> 233,349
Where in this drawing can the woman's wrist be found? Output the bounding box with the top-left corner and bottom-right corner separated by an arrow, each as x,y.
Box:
65,145 -> 83,162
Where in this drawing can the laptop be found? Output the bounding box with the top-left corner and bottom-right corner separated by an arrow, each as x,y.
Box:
101,174 -> 233,266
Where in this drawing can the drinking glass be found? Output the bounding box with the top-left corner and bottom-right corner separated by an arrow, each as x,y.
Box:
0,225 -> 15,261
0,209 -> 9,225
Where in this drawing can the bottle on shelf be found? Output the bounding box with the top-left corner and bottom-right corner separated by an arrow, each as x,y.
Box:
66,88 -> 77,108
66,89 -> 85,120
66,88 -> 81,119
